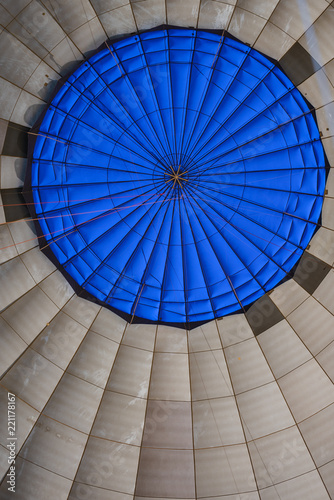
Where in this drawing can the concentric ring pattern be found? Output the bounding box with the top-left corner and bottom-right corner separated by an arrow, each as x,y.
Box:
29,28 -> 327,324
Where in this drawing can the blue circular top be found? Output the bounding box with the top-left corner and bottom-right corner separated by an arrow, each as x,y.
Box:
30,29 -> 326,324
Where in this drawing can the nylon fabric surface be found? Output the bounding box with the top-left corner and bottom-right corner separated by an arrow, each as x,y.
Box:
29,29 -> 327,324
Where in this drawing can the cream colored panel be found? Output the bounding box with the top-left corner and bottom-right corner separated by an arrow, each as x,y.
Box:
270,0 -> 328,40
31,312 -> 87,369
237,382 -> 295,440
69,17 -> 106,54
0,78 -> 20,121
44,37 -> 82,75
218,313 -> 254,347
0,257 -> 35,311
99,5 -> 137,37
0,444 -> 8,482
258,320 -> 312,379
90,0 -> 129,15
298,69 -> 334,108
107,345 -> 153,398
8,219 -> 37,253
0,31 -> 40,87
198,1 -> 234,30
10,91 -> 46,128
193,396 -> 244,448
62,295 -> 101,327
0,156 -> 26,189
236,0 -> 279,19
0,317 -> 27,375
190,349 -> 232,401
20,415 -> 86,479
308,227 -> 334,266
123,323 -> 156,351
1,348 -> 63,411
0,457 -> 72,500
75,437 -> 140,494
92,391 -> 146,445
149,352 -> 190,401
314,101 -> 334,139
299,403 -> 334,467
0,225 -> 17,265
90,307 -> 126,342
2,286 -> 59,344
155,324 -> 187,353
195,445 -> 256,497
317,341 -> 334,382
23,60 -> 60,101
254,22 -> 294,60
248,426 -> 314,489
225,338 -> 274,393
166,0 -> 200,26
70,483 -> 132,500
270,279 -> 309,317
259,469 -> 330,500
67,330 -> 118,387
319,461 -> 334,499
278,359 -> 334,422
42,0 -> 96,33
0,385 -> 38,450
287,296 -> 334,355
189,321 -> 222,352
132,0 -> 166,30
299,7 -> 334,66
44,373 -> 103,433
39,270 -> 74,308
322,197 -> 334,230
229,8 -> 266,45
20,248 -> 56,283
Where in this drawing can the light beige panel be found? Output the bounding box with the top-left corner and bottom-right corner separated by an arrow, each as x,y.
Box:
287,296 -> 334,355
38,270 -> 74,308
7,219 -> 37,254
132,0 -> 166,30
1,348 -> 63,411
122,323 -> 156,351
193,396 -> 244,448
270,0 -> 328,40
0,156 -> 26,189
298,69 -> 334,108
259,469 -> 330,500
236,0 -> 279,19
237,382 -> 295,440
166,0 -> 200,27
198,1 -> 234,30
19,247 -> 56,283
188,320 -> 222,352
278,359 -> 334,422
254,22 -> 294,60
92,390 -> 146,445
190,349 -> 232,400
299,403 -> 334,467
0,257 -> 35,312
299,5 -> 334,66
43,373 -> 103,433
99,5 -> 137,38
195,444 -> 256,497
0,224 -> 17,265
248,426 -> 315,490
218,313 -> 254,348
257,320 -> 312,379
67,330 -> 118,387
75,437 -> 140,494
319,461 -> 334,499
69,17 -> 106,54
0,385 -> 38,450
229,8 -> 266,45
155,324 -> 187,353
2,286 -> 59,344
149,352 -> 190,401
308,227 -> 334,266
70,483 -> 132,500
107,344 -> 153,398
0,457 -> 72,500
0,317 -> 27,375
41,0 -> 97,34
0,78 -> 21,121
90,307 -> 126,342
269,279 -> 309,317
31,311 -> 87,369
316,340 -> 334,382
62,295 -> 101,328
225,338 -> 274,394
19,415 -> 86,479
